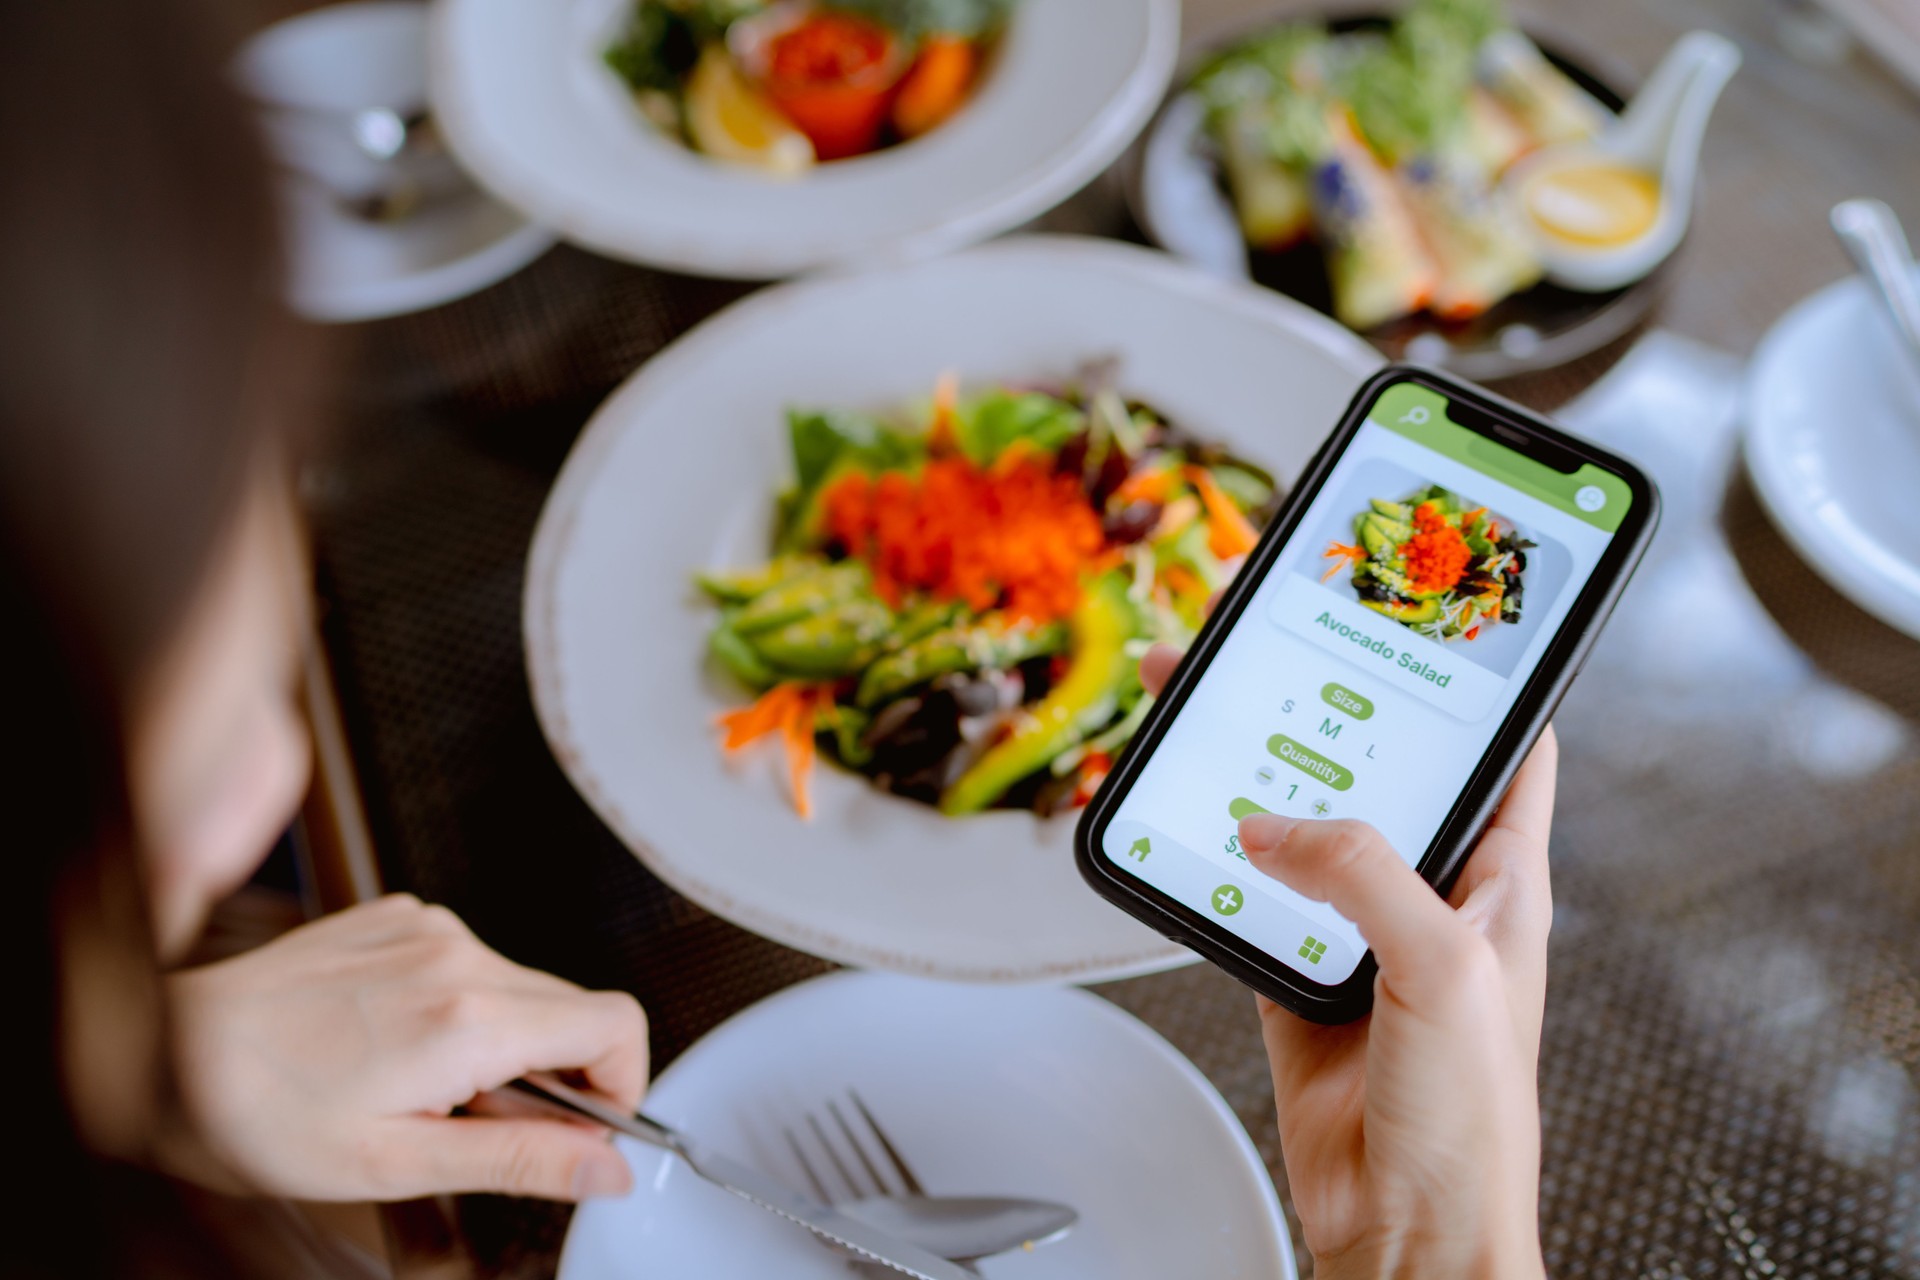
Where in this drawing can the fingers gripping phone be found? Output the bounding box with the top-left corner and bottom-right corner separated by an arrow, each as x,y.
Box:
1075,366 -> 1658,1023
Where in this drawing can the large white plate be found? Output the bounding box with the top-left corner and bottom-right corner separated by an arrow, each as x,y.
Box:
525,235 -> 1380,982
430,0 -> 1179,277
1744,268 -> 1920,640
557,971 -> 1295,1280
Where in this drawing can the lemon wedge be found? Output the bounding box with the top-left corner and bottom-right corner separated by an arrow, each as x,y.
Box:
685,47 -> 814,176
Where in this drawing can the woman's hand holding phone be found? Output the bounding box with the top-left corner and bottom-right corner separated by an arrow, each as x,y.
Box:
1141,644 -> 1554,1280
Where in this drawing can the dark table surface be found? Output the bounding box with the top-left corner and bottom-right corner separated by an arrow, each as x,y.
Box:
301,0 -> 1920,1275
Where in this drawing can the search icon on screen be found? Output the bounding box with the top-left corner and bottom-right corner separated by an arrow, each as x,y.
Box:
1399,406 -> 1430,425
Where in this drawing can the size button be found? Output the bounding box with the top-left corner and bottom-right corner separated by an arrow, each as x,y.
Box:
1266,734 -> 1355,791
1320,682 -> 1374,720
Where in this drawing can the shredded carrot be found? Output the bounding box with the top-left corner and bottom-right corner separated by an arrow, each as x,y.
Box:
1401,501 -> 1472,595
1071,750 -> 1114,807
928,370 -> 959,453
1185,466 -> 1259,559
1322,541 -> 1367,581
716,682 -> 802,750
822,453 -> 1107,623
1161,563 -> 1206,599
717,682 -> 831,818
781,686 -> 821,819
1113,462 -> 1178,506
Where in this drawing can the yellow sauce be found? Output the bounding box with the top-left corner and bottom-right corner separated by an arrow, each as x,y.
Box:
1524,163 -> 1661,247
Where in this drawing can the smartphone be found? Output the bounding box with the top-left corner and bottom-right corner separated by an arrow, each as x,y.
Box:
1075,365 -> 1658,1023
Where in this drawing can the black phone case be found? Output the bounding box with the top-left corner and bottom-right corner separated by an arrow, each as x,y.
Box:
1074,365 -> 1661,1023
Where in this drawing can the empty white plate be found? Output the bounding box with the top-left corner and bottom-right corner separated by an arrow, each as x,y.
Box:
1744,268 -> 1920,639
523,235 -> 1379,984
430,0 -> 1178,276
557,971 -> 1295,1280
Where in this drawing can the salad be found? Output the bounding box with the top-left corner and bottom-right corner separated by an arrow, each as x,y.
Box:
1323,485 -> 1532,641
699,366 -> 1277,818
1191,0 -> 1615,330
604,0 -> 1014,174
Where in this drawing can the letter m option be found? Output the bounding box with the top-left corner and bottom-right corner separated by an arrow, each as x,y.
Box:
1317,717 -> 1342,740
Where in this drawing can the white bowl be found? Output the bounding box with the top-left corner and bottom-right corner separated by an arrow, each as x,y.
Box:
524,235 -> 1380,984
557,970 -> 1296,1280
1744,268 -> 1920,640
429,0 -> 1179,277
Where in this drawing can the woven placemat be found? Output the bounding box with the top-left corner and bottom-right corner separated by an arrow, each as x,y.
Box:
303,2 -> 1920,1266
309,273 -> 1920,1280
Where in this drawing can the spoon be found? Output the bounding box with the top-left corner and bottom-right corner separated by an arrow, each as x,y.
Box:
840,1194 -> 1078,1263
1503,30 -> 1742,292
1831,198 -> 1920,379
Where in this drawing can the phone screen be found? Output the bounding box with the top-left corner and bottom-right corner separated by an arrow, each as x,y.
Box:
1099,380 -> 1635,986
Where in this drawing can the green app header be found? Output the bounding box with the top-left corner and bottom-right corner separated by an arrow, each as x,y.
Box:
1367,383 -> 1631,534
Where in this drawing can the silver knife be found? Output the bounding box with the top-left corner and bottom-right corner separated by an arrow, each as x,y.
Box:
507,1073 -> 977,1280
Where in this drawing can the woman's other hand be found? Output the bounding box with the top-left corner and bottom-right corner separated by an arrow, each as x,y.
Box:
1140,643 -> 1553,1280
163,894 -> 648,1203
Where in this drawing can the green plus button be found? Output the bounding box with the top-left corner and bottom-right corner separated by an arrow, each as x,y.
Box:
1320,682 -> 1374,720
1266,734 -> 1355,791
1210,883 -> 1246,916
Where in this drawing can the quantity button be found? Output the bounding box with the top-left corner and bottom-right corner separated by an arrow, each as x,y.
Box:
1266,734 -> 1355,791
1320,682 -> 1374,720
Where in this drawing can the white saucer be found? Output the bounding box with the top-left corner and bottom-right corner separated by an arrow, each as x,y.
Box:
557,971 -> 1295,1280
234,1 -> 555,322
276,177 -> 553,323
1743,268 -> 1920,639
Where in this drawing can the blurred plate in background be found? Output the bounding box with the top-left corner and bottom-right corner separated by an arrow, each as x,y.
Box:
524,235 -> 1378,983
431,0 -> 1179,277
1132,12 -> 1663,379
1744,268 -> 1920,641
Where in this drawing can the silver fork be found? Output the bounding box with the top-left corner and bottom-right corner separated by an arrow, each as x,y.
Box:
787,1093 -> 983,1277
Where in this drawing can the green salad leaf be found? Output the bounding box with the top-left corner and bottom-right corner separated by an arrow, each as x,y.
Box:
952,390 -> 1083,465
603,0 -> 767,91
826,0 -> 1014,39
1191,24 -> 1330,168
1342,0 -> 1506,162
788,408 -> 924,489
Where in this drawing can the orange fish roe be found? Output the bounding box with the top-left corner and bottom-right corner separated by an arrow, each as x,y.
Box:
1401,501 -> 1472,595
822,455 -> 1108,622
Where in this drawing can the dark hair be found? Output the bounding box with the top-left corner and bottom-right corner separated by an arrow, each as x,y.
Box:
0,1 -> 293,1274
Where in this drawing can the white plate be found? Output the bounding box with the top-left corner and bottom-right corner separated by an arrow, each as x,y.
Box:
430,0 -> 1178,277
1743,269 -> 1920,640
557,971 -> 1295,1280
525,235 -> 1380,983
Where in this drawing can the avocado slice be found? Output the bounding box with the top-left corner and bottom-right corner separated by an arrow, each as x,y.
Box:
855,616 -> 1068,708
751,598 -> 896,678
939,574 -> 1137,815
732,560 -> 871,636
1369,498 -> 1413,521
1362,596 -> 1443,625
1371,563 -> 1449,601
1359,513 -> 1411,558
